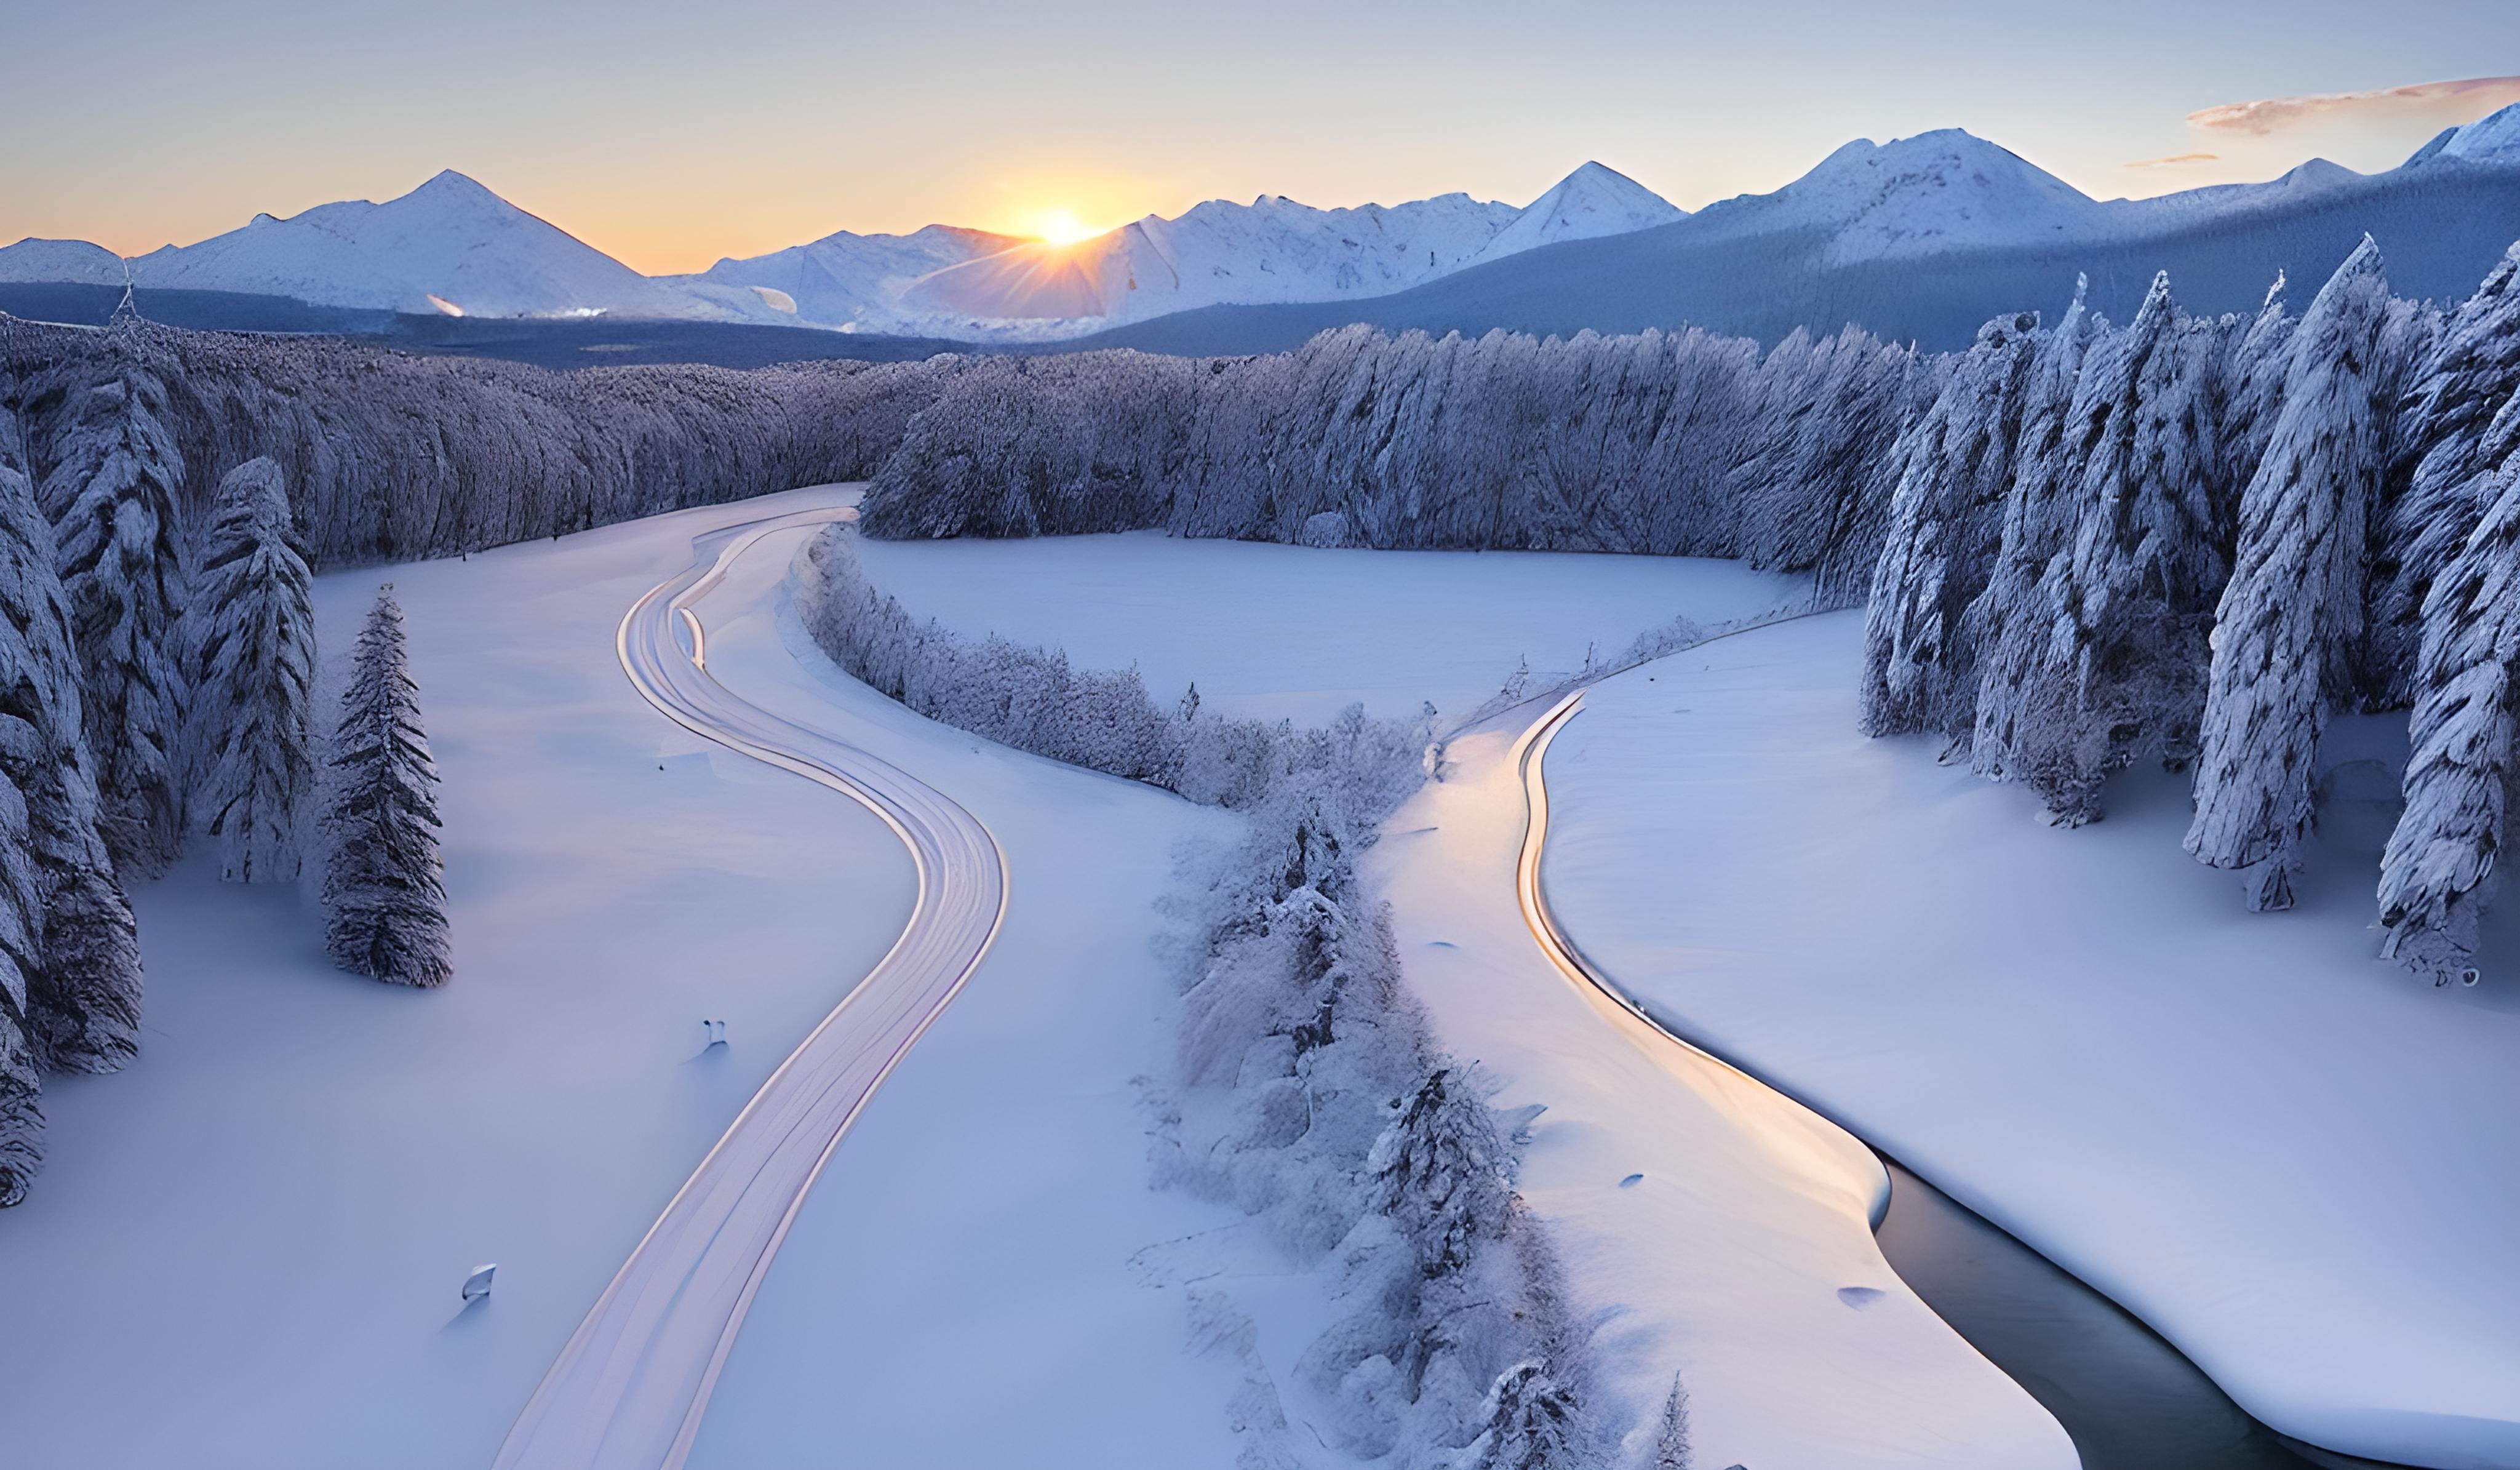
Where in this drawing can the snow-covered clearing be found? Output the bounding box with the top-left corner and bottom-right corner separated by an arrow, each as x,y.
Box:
0,487 -> 919,1468
1539,610 -> 2520,1470
850,529 -> 1804,724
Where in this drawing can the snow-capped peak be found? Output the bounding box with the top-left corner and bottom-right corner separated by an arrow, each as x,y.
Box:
0,237 -> 129,286
121,170 -> 670,319
1705,129 -> 2105,263
1475,162 -> 1685,262
2437,101 -> 2520,166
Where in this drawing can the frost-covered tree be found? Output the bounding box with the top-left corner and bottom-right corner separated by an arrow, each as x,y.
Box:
2366,240 -> 2520,707
2187,238 -> 2394,909
36,335 -> 190,876
1968,284 -> 2110,813
0,465 -> 143,1076
1860,311 -> 2039,743
321,590 -> 450,987
1372,1066 -> 1513,1280
187,457 -> 315,882
2377,409 -> 2520,981
2056,274 -> 2233,778
1651,1376 -> 1694,1470
1461,1359 -> 1585,1470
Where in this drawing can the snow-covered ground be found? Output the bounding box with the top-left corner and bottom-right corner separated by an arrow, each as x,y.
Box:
842,530 -> 2075,1466
850,529 -> 1805,724
1537,611 -> 2520,1469
1369,716 -> 2076,1469
0,487 -> 919,1468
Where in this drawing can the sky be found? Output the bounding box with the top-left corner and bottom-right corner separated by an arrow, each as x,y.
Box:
3,0 -> 2515,276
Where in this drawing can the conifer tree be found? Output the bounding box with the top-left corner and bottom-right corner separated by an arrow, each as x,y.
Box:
1461,1359 -> 1583,1470
1652,1375 -> 1694,1470
1860,311 -> 2039,743
2377,403 -> 2520,981
1370,1066 -> 1512,1280
2057,274 -> 2231,778
321,590 -> 450,987
0,465 -> 142,1075
1968,283 -> 2111,815
187,458 -> 316,882
2187,238 -> 2393,909
2367,240 -> 2520,706
36,305 -> 190,875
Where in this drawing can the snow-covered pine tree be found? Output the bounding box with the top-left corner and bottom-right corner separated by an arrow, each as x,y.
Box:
1967,283 -> 2114,815
1459,1359 -> 1584,1470
2377,403 -> 2520,981
321,589 -> 450,987
1652,1375 -> 1694,1470
2056,274 -> 2231,780
187,457 -> 315,882
2366,241 -> 2520,708
2187,238 -> 2394,909
0,492 -> 50,1207
36,313 -> 191,876
1860,311 -> 2040,743
0,464 -> 143,1075
1371,1066 -> 1512,1280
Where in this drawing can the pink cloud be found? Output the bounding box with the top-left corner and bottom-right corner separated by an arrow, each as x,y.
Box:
2188,76 -> 2520,135
2124,152 -> 2221,170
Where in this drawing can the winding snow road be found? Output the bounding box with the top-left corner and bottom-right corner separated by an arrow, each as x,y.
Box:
493,502 -> 1008,1470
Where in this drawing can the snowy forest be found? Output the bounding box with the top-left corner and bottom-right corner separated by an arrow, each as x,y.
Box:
847,236 -> 2520,986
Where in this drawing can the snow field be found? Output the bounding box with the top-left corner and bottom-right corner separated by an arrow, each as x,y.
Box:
1540,611 -> 2520,1469
848,529 -> 1806,725
0,487 -> 917,1468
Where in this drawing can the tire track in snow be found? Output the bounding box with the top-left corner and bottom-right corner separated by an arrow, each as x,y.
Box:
493,500 -> 1007,1470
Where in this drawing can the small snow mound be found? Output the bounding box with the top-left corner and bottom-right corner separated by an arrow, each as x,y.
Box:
1836,1285 -> 1887,1309
749,285 -> 798,314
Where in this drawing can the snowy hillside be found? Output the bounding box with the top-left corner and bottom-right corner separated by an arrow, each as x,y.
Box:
2438,100 -> 2520,164
126,171 -> 708,319
0,238 -> 128,286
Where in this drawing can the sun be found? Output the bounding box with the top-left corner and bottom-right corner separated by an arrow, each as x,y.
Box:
1031,207 -> 1104,247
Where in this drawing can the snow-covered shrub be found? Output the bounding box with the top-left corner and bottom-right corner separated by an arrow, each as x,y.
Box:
186,458 -> 315,882
321,591 -> 450,988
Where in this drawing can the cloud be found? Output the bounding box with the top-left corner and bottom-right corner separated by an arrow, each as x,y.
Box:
2124,152 -> 2220,170
2188,76 -> 2520,136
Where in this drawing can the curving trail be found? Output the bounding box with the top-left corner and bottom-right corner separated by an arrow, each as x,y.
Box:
493,503 -> 1008,1470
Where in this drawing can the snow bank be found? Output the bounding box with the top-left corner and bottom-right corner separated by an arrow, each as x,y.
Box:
1540,611 -> 2520,1469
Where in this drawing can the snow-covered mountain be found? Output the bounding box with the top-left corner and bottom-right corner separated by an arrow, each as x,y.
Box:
667,224 -> 1024,329
1691,130 -> 2109,263
1473,161 -> 1685,262
0,238 -> 129,286
2431,100 -> 2520,166
896,190 -> 1527,332
124,170 -> 703,319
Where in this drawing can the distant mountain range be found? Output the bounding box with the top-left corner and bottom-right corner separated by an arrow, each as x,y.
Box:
0,161 -> 1682,341
5,103 -> 2516,357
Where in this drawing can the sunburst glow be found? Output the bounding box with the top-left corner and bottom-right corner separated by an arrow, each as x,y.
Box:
1030,207 -> 1105,246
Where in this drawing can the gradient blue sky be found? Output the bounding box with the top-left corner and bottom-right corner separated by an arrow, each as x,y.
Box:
4,0 -> 2513,274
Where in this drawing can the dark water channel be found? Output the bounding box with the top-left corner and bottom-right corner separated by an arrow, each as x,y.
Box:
1873,1157 -> 2410,1470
